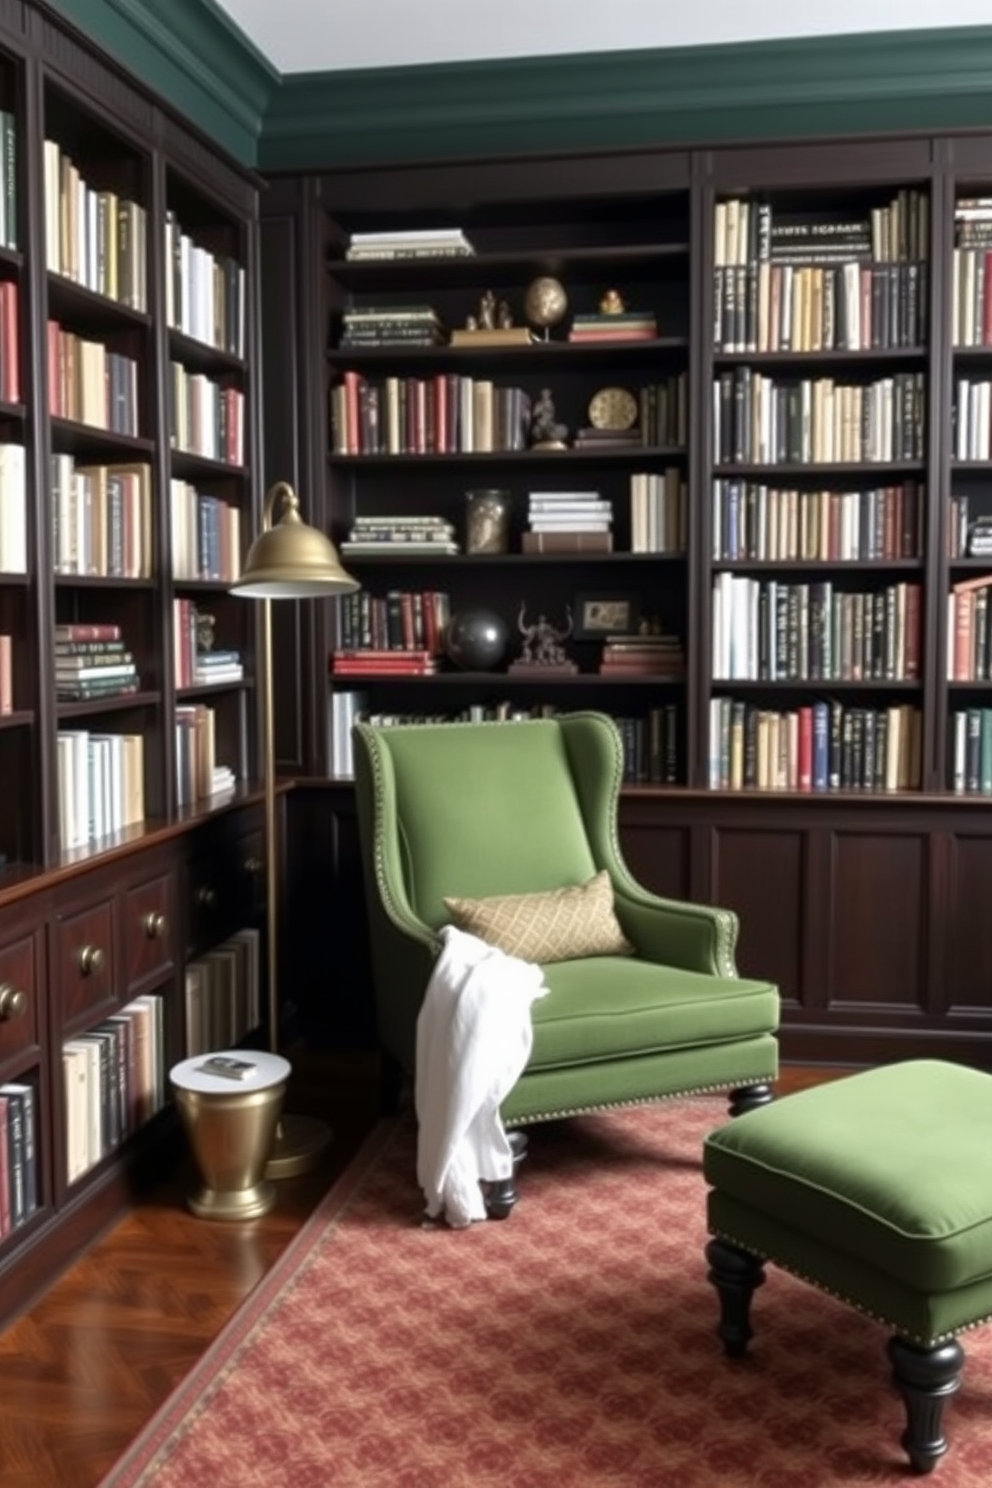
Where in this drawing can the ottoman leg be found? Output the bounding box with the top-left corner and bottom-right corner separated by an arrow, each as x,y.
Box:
728,1083 -> 775,1117
888,1335 -> 965,1475
706,1237 -> 766,1357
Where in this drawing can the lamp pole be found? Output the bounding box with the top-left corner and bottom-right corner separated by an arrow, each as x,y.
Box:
231,482 -> 360,1178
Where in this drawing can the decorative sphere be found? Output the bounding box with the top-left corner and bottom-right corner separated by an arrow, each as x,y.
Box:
524,276 -> 568,331
444,609 -> 508,671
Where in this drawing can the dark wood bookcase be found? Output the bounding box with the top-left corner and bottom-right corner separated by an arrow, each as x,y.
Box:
0,0 -> 266,1328
262,138 -> 992,1077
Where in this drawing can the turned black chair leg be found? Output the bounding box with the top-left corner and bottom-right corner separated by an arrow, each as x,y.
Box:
705,1237 -> 766,1357
888,1335 -> 965,1474
483,1128 -> 528,1221
728,1083 -> 775,1117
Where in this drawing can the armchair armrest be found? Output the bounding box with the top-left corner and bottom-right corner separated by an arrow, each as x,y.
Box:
613,880 -> 739,977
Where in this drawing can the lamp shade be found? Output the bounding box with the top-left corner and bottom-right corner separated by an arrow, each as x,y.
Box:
230,481 -> 360,600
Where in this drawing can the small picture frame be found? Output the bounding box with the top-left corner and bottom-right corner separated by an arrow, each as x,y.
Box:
573,592 -> 640,640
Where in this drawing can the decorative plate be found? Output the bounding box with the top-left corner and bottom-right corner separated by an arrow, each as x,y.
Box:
588,386 -> 637,431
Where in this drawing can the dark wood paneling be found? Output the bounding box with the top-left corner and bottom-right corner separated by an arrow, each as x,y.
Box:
617,807 -> 690,902
708,826 -> 804,1002
283,785 -> 376,1050
316,149 -> 691,217
706,138 -> 935,189
827,829 -> 928,1012
944,831 -> 992,1018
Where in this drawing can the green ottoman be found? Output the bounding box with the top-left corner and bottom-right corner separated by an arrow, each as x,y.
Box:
703,1060 -> 992,1475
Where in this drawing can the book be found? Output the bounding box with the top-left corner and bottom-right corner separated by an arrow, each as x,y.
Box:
521,531 -> 613,554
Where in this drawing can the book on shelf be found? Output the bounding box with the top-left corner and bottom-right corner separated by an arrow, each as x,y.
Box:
55,629 -> 139,700
340,305 -> 446,348
449,326 -> 537,348
343,514 -> 460,556
0,441 -> 26,573
713,192 -> 928,354
521,531 -> 613,554
331,649 -> 438,676
0,633 -> 10,714
56,729 -> 145,849
329,689 -> 368,778
708,697 -> 921,793
344,227 -> 475,260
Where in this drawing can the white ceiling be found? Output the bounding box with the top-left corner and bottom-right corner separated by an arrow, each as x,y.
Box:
215,0 -> 992,75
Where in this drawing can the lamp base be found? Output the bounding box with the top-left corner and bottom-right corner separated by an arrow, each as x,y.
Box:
264,1111 -> 333,1179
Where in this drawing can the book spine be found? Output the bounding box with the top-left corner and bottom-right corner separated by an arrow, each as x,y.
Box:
521,531 -> 613,554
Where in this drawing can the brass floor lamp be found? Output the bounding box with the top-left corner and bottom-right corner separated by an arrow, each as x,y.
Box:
231,481 -> 360,1178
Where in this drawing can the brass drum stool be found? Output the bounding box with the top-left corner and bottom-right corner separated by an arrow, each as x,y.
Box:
170,1050 -> 291,1220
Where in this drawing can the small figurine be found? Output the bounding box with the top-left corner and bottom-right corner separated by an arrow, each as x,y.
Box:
496,298 -> 513,329
195,610 -> 216,653
464,312 -> 478,331
516,604 -> 576,669
529,387 -> 569,450
599,287 -> 626,315
478,288 -> 497,330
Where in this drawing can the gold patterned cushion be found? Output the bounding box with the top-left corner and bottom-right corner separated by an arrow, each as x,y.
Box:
443,871 -> 634,964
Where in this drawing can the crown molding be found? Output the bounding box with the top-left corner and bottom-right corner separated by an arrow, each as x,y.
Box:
50,0 -> 277,165
259,25 -> 992,171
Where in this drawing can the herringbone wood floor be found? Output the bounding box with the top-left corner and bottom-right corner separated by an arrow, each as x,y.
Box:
0,1062 -> 840,1488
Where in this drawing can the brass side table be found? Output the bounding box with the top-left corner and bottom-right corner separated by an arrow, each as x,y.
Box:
170,1050 -> 290,1220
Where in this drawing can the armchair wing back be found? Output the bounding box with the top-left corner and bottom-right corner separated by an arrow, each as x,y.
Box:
353,712 -> 779,1126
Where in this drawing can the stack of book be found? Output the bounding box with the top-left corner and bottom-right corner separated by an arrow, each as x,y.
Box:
344,228 -> 475,261
969,515 -> 992,557
55,622 -> 139,701
599,633 -> 685,677
340,304 -> 446,348
342,515 -> 459,556
568,310 -> 657,343
330,648 -> 439,677
175,703 -> 236,804
193,648 -> 243,685
522,491 -> 613,555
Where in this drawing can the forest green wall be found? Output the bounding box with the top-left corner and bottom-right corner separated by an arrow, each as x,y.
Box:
51,2 -> 992,172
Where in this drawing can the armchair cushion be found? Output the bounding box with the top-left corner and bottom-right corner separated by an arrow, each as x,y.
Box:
443,870 -> 634,964
532,957 -> 779,1068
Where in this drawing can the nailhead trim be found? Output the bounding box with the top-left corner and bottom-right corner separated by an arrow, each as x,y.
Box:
510,1075 -> 774,1125
708,1225 -> 992,1348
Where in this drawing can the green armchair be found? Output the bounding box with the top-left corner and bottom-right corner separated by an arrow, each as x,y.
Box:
353,711 -> 779,1154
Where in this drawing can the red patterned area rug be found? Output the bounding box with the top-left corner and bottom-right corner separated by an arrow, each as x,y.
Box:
99,1097 -> 992,1488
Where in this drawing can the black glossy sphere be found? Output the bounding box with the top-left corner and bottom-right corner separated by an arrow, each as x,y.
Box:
444,609 -> 509,671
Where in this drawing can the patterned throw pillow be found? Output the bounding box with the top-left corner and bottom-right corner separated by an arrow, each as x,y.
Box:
443,870 -> 634,964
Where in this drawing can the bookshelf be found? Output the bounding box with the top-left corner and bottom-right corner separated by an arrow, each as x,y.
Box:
259,141 -> 992,1076
0,2 -> 265,1326
320,182 -> 694,785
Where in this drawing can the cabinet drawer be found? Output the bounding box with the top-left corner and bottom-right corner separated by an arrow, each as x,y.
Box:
123,872 -> 176,991
0,933 -> 41,1066
55,898 -> 116,1026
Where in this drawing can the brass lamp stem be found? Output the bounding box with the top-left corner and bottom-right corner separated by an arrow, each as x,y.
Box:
261,593 -> 278,1058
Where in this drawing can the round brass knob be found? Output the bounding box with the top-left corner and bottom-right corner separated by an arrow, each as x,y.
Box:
243,856 -> 263,876
196,887 -> 217,909
78,945 -> 105,976
143,911 -> 167,939
0,983 -> 27,1021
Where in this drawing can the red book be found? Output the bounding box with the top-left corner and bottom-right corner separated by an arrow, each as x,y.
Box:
54,623 -> 122,642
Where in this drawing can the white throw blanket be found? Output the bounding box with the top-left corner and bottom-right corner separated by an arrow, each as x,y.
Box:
416,925 -> 548,1227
